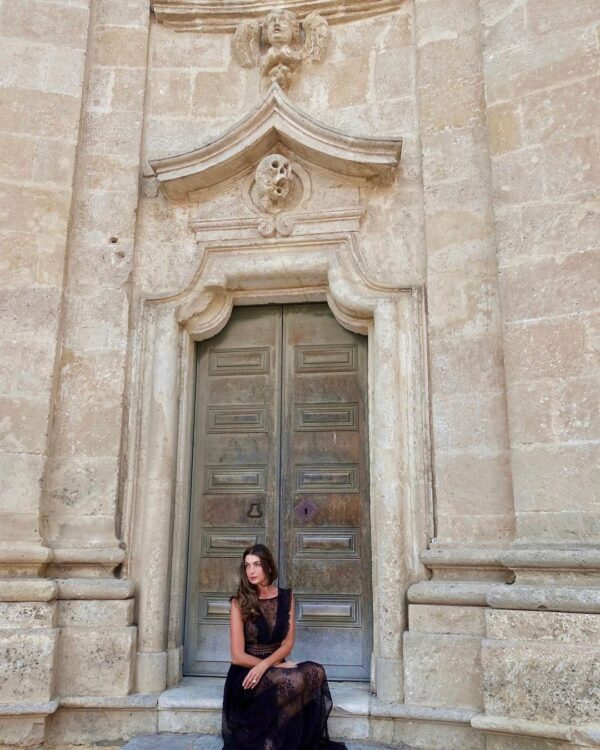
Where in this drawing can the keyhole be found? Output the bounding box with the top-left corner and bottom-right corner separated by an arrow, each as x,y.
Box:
304,508 -> 308,516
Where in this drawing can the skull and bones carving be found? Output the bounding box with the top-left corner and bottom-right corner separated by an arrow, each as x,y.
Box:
255,154 -> 293,213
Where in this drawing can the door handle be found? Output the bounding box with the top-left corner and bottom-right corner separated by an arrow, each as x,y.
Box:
247,502 -> 263,518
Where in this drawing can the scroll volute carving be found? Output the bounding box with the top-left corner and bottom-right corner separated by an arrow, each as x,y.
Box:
234,8 -> 329,90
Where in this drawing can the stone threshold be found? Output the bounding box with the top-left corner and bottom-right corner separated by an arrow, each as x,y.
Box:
122,733 -> 413,750
47,678 -> 475,726
156,677 -> 475,725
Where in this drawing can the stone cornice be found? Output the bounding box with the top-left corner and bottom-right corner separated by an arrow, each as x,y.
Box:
150,84 -> 402,200
152,0 -> 403,32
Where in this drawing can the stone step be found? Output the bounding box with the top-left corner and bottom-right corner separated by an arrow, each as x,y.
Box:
122,734 -> 412,750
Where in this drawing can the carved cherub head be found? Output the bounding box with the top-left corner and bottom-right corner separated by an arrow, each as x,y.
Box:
234,9 -> 329,91
264,9 -> 300,48
255,154 -> 293,213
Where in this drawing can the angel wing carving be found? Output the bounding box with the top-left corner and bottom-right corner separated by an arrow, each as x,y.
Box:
301,12 -> 329,61
233,19 -> 262,68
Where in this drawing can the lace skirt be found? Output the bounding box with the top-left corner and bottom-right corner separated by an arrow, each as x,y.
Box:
221,660 -> 347,750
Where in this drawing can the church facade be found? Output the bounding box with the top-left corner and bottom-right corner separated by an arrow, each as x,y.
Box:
1,1 -> 599,748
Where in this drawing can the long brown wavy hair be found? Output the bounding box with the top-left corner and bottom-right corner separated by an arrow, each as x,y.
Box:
235,544 -> 278,622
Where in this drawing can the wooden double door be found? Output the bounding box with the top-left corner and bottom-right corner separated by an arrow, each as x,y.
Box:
184,304 -> 372,679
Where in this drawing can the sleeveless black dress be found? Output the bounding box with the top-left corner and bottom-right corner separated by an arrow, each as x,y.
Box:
222,588 -> 347,750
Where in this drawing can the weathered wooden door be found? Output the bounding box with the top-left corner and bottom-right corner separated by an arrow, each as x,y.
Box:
184,304 -> 371,680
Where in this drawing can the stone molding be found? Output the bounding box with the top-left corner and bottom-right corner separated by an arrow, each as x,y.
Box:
150,84 -> 402,199
0,579 -> 58,602
408,581 -> 600,613
152,0 -> 403,32
471,714 -> 600,745
422,546 -> 600,571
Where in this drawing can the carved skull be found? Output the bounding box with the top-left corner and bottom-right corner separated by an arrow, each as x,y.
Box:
255,154 -> 293,213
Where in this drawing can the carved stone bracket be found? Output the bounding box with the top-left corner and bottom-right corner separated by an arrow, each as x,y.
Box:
152,0 -> 403,33
149,83 -> 402,200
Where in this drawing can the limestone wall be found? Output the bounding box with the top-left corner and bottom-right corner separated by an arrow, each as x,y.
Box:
0,0 -> 90,549
0,0 -> 599,748
481,0 -> 600,543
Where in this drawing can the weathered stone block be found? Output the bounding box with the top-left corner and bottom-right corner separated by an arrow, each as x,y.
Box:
486,610 -> 600,645
482,635 -> 600,723
94,26 -> 148,68
429,332 -> 505,395
48,707 -> 157,745
520,199 -> 600,259
0,602 -> 55,630
150,24 -> 227,70
0,87 -> 81,139
420,75 -> 485,132
487,102 -> 522,155
57,600 -> 134,628
409,605 -> 486,636
516,510 -> 600,544
0,453 -> 45,514
0,396 -> 48,454
0,183 -> 71,236
404,631 -> 483,709
56,627 -> 136,697
512,444 -> 600,513
46,46 -> 86,97
526,0 -> 600,36
504,316 -> 595,382
0,629 -> 57,703
432,391 -> 509,452
0,716 -> 46,748
0,1 -> 89,49
97,0 -> 149,28
521,76 -> 600,146
435,512 -> 514,546
45,455 -> 120,517
434,452 -> 513,518
148,69 -> 193,117
33,137 -> 78,187
0,37 -> 48,91
111,68 -> 147,113
371,716 -> 485,750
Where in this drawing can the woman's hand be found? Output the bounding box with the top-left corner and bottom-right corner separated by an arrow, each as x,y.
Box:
243,661 -> 268,689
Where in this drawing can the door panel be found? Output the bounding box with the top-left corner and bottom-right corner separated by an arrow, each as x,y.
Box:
184,307 -> 282,675
280,305 -> 371,679
184,304 -> 371,679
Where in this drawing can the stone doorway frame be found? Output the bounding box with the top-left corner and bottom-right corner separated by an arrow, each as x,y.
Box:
125,234 -> 431,702
124,86 -> 432,703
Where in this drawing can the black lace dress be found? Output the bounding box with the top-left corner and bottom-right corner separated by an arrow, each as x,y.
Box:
222,588 -> 347,750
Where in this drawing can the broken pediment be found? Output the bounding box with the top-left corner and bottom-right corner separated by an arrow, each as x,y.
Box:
152,1 -> 403,33
149,84 -> 402,201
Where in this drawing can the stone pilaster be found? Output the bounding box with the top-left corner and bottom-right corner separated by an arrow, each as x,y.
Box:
41,0 -> 150,574
415,0 -> 515,544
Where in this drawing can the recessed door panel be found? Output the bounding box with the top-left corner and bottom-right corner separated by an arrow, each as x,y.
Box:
184,304 -> 371,679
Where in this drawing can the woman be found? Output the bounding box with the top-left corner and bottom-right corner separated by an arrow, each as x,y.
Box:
222,544 -> 347,750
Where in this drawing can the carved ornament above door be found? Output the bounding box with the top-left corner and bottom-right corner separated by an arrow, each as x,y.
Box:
149,84 -> 402,200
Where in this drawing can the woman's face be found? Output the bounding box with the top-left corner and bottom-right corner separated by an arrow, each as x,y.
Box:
244,554 -> 268,587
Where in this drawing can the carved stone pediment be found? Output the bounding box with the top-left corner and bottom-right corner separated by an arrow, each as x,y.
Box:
149,84 -> 402,201
152,0 -> 403,33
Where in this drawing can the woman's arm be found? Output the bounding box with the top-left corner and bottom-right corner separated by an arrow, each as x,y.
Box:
241,593 -> 296,688
229,599 -> 262,668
